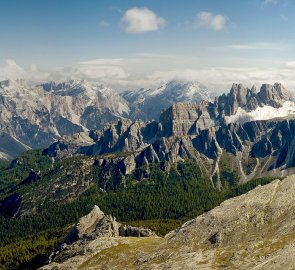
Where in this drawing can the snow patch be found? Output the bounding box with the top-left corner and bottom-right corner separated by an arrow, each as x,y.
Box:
0,151 -> 10,160
225,101 -> 295,124
11,136 -> 32,150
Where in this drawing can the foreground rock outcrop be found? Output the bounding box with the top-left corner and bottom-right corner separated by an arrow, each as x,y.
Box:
41,175 -> 295,269
41,206 -> 156,268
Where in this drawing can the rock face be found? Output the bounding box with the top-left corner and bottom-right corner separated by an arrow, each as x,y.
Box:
0,79 -> 213,160
122,80 -> 212,121
42,205 -> 156,267
160,103 -> 205,136
0,79 -> 130,160
64,205 -> 155,245
44,82 -> 295,186
40,175 -> 295,269
215,82 -> 291,116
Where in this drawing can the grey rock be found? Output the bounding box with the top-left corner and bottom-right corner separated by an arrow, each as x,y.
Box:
50,205 -> 156,264
40,175 -> 295,270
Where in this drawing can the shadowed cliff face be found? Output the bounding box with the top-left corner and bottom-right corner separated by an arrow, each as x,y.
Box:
44,82 -> 295,186
40,175 -> 295,270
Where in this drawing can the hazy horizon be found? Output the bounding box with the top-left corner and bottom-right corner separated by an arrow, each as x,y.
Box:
1,0 -> 295,91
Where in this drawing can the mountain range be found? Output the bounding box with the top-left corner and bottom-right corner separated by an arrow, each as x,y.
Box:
1,79 -> 295,269
0,79 -> 211,160
45,82 -> 295,188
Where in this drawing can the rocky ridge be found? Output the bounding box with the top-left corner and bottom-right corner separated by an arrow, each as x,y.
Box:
123,80 -> 212,121
45,83 -> 295,187
40,175 -> 295,269
0,79 -> 211,160
0,79 -> 131,160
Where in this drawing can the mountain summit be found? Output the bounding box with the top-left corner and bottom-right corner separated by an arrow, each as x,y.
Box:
123,80 -> 211,121
45,82 -> 295,188
0,79 -> 212,160
0,79 -> 130,160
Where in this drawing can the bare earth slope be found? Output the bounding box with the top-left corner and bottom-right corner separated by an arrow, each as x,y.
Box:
41,175 -> 295,270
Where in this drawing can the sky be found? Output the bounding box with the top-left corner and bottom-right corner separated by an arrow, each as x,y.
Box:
1,0 -> 295,91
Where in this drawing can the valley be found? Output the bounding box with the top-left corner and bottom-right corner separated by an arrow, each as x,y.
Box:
1,80 -> 294,269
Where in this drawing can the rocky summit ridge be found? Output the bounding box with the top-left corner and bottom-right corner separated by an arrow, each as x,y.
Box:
0,79 -> 130,160
40,175 -> 295,269
0,79 -> 211,160
0,79 -> 291,161
123,80 -> 212,121
45,82 -> 295,187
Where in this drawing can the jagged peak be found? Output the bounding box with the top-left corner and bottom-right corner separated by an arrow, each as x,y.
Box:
39,79 -> 118,100
259,82 -> 292,102
0,78 -> 27,89
40,79 -> 109,91
230,82 -> 245,89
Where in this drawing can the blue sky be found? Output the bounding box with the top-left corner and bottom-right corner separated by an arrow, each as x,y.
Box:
1,0 -> 295,90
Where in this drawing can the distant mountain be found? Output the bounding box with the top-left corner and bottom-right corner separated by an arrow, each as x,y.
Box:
46,82 -> 295,187
2,81 -> 295,269
0,79 -> 213,160
122,80 -> 211,121
1,79 -> 292,162
0,79 -> 130,160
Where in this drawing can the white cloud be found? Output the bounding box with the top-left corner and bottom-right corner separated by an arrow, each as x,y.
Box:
145,67 -> 295,94
122,7 -> 166,33
2,58 -> 295,95
285,61 -> 295,68
0,59 -> 49,82
80,59 -> 123,65
196,11 -> 228,31
226,42 -> 286,51
51,59 -> 130,85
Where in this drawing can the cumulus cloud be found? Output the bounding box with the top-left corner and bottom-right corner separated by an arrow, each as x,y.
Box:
122,7 -> 166,33
0,59 -> 49,82
285,61 -> 295,68
2,58 -> 295,94
196,11 -> 228,31
142,67 -> 295,95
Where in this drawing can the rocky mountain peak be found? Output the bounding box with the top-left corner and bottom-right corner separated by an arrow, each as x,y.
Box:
258,82 -> 292,107
0,79 -> 28,91
40,79 -> 95,97
74,205 -> 105,240
159,102 -> 200,136
216,82 -> 292,118
229,83 -> 248,108
123,79 -> 211,121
